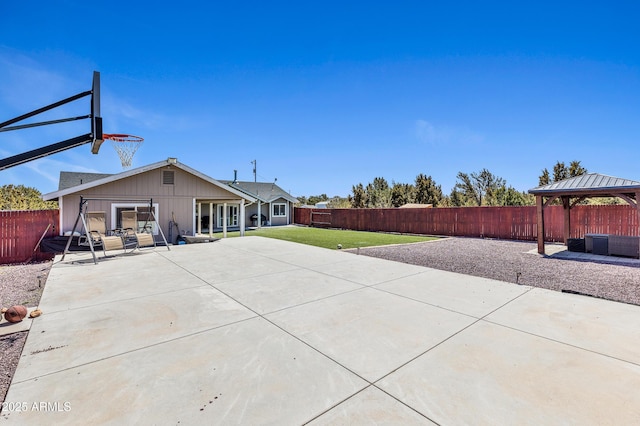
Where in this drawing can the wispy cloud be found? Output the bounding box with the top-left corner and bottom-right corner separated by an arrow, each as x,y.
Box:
102,96 -> 165,133
0,50 -> 86,112
414,119 -> 484,145
0,48 -> 190,135
100,82 -> 204,135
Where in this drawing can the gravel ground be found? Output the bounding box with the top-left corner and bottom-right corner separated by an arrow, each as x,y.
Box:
356,237 -> 640,306
0,261 -> 52,406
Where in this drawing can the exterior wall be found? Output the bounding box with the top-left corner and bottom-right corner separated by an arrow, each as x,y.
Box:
59,166 -> 244,239
195,202 -> 243,232
269,197 -> 291,226
245,203 -> 269,227
243,198 -> 292,226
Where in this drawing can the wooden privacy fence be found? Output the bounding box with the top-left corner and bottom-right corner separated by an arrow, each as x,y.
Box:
0,210 -> 59,264
294,205 -> 639,242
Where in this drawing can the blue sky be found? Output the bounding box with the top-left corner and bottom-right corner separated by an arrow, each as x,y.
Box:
1,1 -> 638,198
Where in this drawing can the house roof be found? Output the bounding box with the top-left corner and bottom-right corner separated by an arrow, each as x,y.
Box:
221,180 -> 298,203
529,173 -> 640,196
43,158 -> 257,202
58,172 -> 113,190
399,203 -> 433,208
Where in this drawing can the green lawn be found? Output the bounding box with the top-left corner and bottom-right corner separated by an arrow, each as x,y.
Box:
220,226 -> 437,250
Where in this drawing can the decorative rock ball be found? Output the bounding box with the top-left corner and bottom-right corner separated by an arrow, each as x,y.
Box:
337,244 -> 342,249
4,305 -> 28,323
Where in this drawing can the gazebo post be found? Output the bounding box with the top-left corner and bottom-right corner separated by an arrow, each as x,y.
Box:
536,195 -> 545,254
562,196 -> 571,244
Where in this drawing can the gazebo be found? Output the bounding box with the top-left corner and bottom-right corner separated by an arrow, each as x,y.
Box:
529,173 -> 640,255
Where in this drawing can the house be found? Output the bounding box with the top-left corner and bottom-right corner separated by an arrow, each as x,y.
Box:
42,158 -> 257,243
221,179 -> 298,227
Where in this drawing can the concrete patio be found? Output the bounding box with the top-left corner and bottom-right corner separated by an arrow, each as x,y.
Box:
2,236 -> 640,424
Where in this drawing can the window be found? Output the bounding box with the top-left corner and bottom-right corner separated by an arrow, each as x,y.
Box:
162,170 -> 175,185
273,203 -> 286,217
112,203 -> 159,235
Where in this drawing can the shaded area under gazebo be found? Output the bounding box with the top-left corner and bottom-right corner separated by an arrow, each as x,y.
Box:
529,173 -> 640,255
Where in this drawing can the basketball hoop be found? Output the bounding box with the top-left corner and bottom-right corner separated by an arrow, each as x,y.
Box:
104,133 -> 144,169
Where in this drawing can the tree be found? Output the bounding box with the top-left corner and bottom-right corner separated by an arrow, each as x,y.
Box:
541,160 -> 587,185
552,161 -> 569,182
414,174 -> 443,206
539,168 -> 550,186
308,194 -> 328,206
327,196 -> 351,208
0,185 -> 58,210
568,160 -> 587,178
446,188 -> 467,207
350,183 -> 367,208
494,186 -> 534,206
454,169 -> 506,206
390,182 -> 415,207
297,194 -> 330,206
454,173 -> 477,205
365,177 -> 392,208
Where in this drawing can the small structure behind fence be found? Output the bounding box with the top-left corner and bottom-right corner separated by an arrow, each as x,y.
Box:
294,205 -> 639,242
0,210 -> 59,264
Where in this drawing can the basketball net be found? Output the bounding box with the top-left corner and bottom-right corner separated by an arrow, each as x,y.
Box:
104,134 -> 144,169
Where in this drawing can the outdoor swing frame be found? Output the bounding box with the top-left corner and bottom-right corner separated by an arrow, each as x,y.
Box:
61,196 -> 170,264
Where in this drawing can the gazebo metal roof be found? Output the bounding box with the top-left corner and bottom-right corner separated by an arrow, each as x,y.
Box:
529,173 -> 640,196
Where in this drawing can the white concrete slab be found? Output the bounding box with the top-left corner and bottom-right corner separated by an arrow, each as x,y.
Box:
375,268 -> 531,318
308,254 -> 427,286
266,287 -> 476,382
378,320 -> 640,425
486,287 -> 640,364
309,386 -> 435,425
42,251 -> 206,311
3,318 -> 367,424
12,285 -> 256,382
214,267 -> 364,314
259,245 -> 358,268
156,241 -> 241,265
221,235 -> 306,253
161,242 -> 299,284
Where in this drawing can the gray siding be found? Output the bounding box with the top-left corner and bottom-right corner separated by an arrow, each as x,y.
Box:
243,197 -> 292,227
60,166 -> 243,237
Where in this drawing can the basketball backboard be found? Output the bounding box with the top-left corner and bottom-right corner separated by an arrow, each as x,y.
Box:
1,71 -> 101,170
90,71 -> 104,154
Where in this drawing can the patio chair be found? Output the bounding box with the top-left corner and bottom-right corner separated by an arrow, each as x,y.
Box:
80,211 -> 125,255
119,210 -> 156,250
120,210 -> 138,233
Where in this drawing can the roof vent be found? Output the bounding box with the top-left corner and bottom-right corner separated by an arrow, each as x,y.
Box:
167,157 -> 177,164
162,170 -> 175,185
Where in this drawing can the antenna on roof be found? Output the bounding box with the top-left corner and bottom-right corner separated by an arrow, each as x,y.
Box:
251,160 -> 257,183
